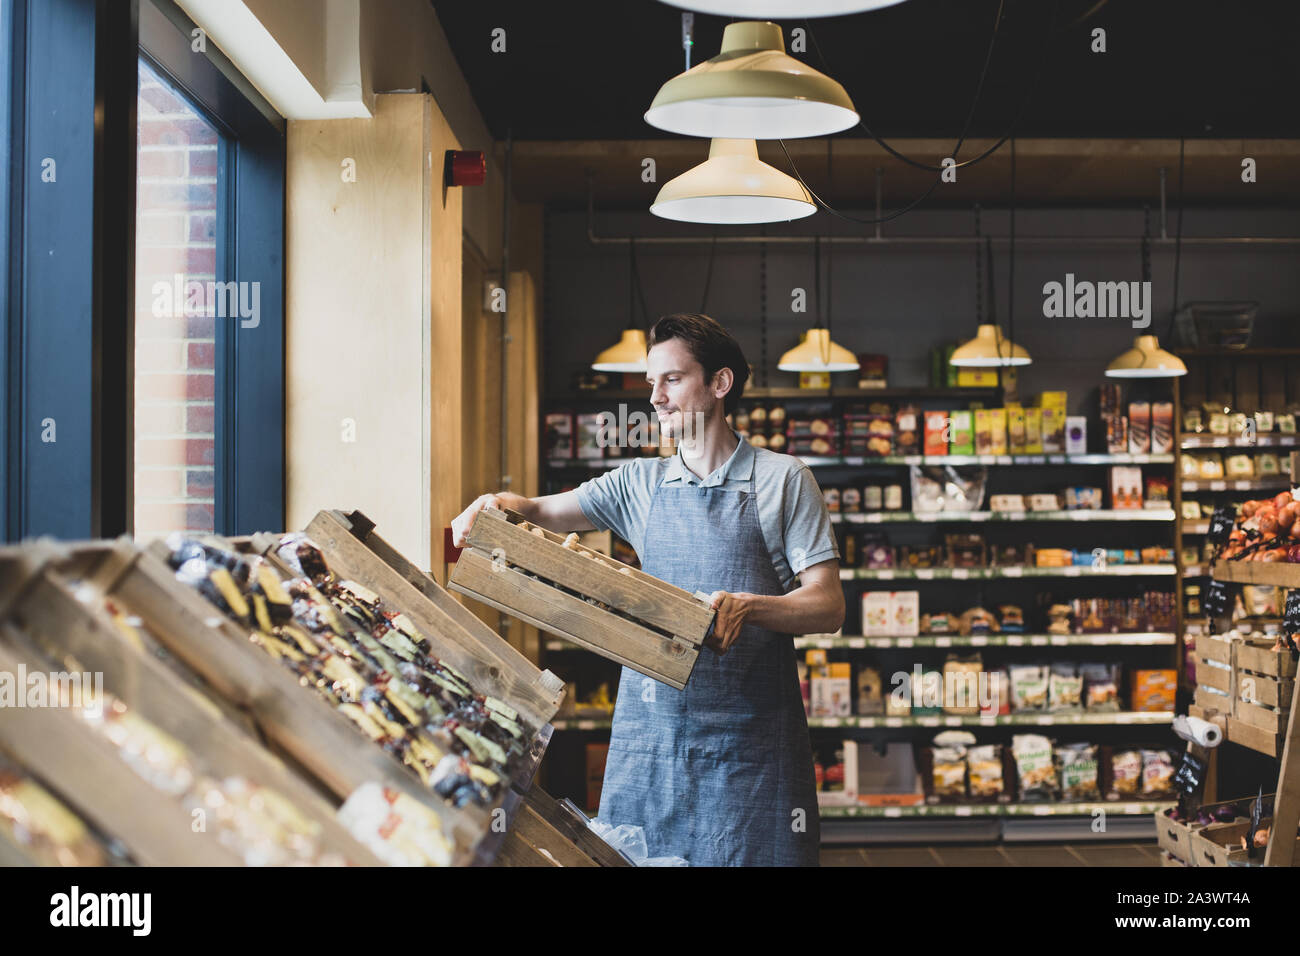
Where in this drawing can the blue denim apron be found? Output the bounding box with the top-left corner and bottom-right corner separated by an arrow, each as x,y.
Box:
596,470 -> 821,866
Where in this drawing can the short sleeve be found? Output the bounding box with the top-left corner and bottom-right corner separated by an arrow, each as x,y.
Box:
574,459 -> 657,556
782,465 -> 839,575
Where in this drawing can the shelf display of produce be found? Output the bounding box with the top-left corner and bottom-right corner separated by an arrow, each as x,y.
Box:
821,800 -> 1174,818
551,713 -> 1175,731
830,510 -> 1174,524
548,633 -> 1176,651
839,565 -> 1177,580
1182,478 -> 1291,492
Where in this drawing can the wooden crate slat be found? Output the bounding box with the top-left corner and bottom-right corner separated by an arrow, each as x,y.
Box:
466,507 -> 713,644
106,546 -> 489,861
297,511 -> 562,731
450,547 -> 697,690
1235,698 -> 1288,735
0,637 -> 245,866
520,786 -> 632,867
1238,673 -> 1294,709
496,802 -> 597,868
304,510 -> 563,721
5,559 -> 387,865
1212,561 -> 1300,587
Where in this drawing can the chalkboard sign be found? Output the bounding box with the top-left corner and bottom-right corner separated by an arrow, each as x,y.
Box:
1286,590 -> 1300,634
1206,507 -> 1235,546
1203,579 -> 1235,618
1172,751 -> 1207,800
1246,786 -> 1266,861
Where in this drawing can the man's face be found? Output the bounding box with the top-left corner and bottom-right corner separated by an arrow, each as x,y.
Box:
646,338 -> 724,441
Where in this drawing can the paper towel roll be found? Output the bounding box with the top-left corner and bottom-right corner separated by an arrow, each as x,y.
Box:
1173,714 -> 1223,748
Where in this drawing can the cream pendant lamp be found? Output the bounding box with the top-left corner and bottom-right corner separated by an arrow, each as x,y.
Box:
645,21 -> 859,140
950,324 -> 1031,367
592,240 -> 648,373
1105,335 -> 1187,378
778,328 -> 859,372
650,139 -> 816,224
659,0 -> 908,16
778,236 -> 858,373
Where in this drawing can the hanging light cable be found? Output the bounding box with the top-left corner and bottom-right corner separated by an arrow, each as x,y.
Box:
592,238 -> 648,372
779,233 -> 859,373
1106,200 -> 1187,377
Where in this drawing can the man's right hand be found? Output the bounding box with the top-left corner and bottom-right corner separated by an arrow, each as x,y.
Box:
451,493 -> 513,548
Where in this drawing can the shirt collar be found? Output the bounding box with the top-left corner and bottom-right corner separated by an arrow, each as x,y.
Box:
665,431 -> 755,487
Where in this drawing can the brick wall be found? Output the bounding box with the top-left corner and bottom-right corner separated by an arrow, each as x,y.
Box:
134,60 -> 218,540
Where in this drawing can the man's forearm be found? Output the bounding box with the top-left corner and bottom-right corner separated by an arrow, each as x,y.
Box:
743,581 -> 844,636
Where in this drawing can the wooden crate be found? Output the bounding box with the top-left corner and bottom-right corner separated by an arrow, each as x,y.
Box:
1194,684 -> 1233,717
1237,639 -> 1298,678
1226,716 -> 1286,757
1195,658 -> 1232,694
449,507 -> 715,690
1237,672 -> 1293,709
0,546 -> 385,866
1189,816 -> 1300,867
1212,561 -> 1300,587
71,540 -> 493,863
1197,634 -> 1234,667
494,787 -> 633,868
1234,699 -> 1289,735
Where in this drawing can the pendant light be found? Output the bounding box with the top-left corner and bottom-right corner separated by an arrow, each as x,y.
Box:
659,0 -> 909,16
778,236 -> 859,372
1105,335 -> 1188,378
951,141 -> 1031,369
644,21 -> 858,140
1105,205 -> 1187,378
592,239 -> 648,372
650,138 -> 815,224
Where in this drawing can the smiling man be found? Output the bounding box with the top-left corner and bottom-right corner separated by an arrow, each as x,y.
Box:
451,312 -> 843,866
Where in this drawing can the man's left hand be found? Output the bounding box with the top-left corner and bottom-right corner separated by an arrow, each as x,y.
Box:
706,591 -> 754,655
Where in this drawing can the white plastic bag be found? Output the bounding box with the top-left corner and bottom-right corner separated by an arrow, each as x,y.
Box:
587,820 -> 689,866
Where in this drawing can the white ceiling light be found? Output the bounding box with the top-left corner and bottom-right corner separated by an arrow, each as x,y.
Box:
1105,335 -> 1188,378
950,324 -> 1032,367
650,139 -> 816,224
659,0 -> 909,16
645,21 -> 858,140
778,328 -> 859,372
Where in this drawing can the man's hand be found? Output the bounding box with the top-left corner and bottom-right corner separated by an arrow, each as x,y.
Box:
451,493 -> 509,548
706,590 -> 755,655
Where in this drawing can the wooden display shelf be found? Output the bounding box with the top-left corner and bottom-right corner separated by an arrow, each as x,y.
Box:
495,787 -> 632,868
1211,560 -> 1300,586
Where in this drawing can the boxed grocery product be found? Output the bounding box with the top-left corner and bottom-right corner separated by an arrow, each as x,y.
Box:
1029,493 -> 1061,512
889,590 -> 920,637
1152,402 -> 1174,453
1007,405 -> 1027,453
948,410 -> 974,455
545,412 -> 574,459
924,411 -> 948,456
956,368 -> 999,388
1065,416 -> 1087,454
1041,391 -> 1067,453
811,663 -> 853,717
894,406 -> 920,456
1063,486 -> 1103,510
974,409 -> 994,455
1110,465 -> 1144,509
1132,669 -> 1178,712
857,667 -> 883,715
1024,407 -> 1043,454
885,673 -> 912,716
989,408 -> 1008,455
576,413 -> 605,459
1128,402 -> 1151,454
861,591 -> 891,637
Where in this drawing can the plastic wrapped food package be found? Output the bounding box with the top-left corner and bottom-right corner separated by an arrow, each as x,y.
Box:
586,820 -> 687,866
0,758 -> 117,866
909,466 -> 987,514
1055,743 -> 1099,801
1011,734 -> 1058,800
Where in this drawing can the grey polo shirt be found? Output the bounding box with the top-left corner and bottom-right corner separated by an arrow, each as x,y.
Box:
575,433 -> 839,593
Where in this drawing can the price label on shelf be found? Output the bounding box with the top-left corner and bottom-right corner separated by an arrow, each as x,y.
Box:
903,456 -> 923,466
1030,636 -> 1049,646
970,636 -> 988,646
1233,480 -> 1253,491
995,456 -> 1013,465
1064,566 -> 1082,576
885,717 -> 904,728
952,568 -> 970,579
870,638 -> 891,648
955,806 -> 973,817
876,569 -> 895,580
944,716 -> 962,726
864,512 -> 883,523
1133,454 -> 1151,464
816,639 -> 834,649
1007,635 -> 1025,645
919,717 -> 941,727
916,568 -> 935,579
1210,480 -> 1227,491
1003,566 -> 1023,577
896,637 -> 914,648
935,637 -> 952,647
577,720 -> 597,730
1050,635 -> 1069,646
1040,715 -> 1056,725
848,637 -> 866,649
884,807 -> 902,818
1033,805 -> 1053,816
1047,455 -> 1066,464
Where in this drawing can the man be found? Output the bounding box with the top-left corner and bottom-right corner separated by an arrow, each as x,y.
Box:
451,312 -> 843,866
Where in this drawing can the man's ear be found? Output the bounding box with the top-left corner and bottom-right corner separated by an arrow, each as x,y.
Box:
711,366 -> 734,402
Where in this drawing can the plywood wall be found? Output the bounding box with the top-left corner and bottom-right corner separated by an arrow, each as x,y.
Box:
286,93 -> 462,569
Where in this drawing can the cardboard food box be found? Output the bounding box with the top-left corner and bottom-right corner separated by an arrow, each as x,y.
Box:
811,663 -> 853,717
857,667 -> 884,715
924,411 -> 949,456
1131,669 -> 1178,712
1128,402 -> 1152,454
1007,405 -> 1027,453
888,590 -> 920,637
861,591 -> 892,637
948,410 -> 974,455
989,408 -> 1008,456
1065,416 -> 1087,454
1040,391 -> 1067,453
974,409 -> 994,455
1023,408 -> 1043,454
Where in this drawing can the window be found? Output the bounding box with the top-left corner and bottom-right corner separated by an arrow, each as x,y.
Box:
133,58 -> 222,539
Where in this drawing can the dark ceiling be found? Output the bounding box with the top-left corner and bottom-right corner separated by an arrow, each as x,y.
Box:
432,0 -> 1300,142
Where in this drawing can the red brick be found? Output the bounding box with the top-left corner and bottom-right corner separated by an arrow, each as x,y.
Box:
186,469 -> 216,497
136,180 -> 217,209
136,374 -> 189,402
136,245 -> 215,278
185,438 -> 215,466
188,148 -> 218,177
188,213 -> 217,242
186,373 -> 214,401
138,83 -> 190,115
137,149 -> 186,178
186,404 -> 215,434
184,503 -> 215,532
187,315 -> 215,338
187,342 -> 215,371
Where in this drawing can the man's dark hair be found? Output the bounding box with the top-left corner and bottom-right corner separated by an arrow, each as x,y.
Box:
646,313 -> 750,416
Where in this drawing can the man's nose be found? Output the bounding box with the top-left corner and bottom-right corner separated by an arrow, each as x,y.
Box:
650,383 -> 666,406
